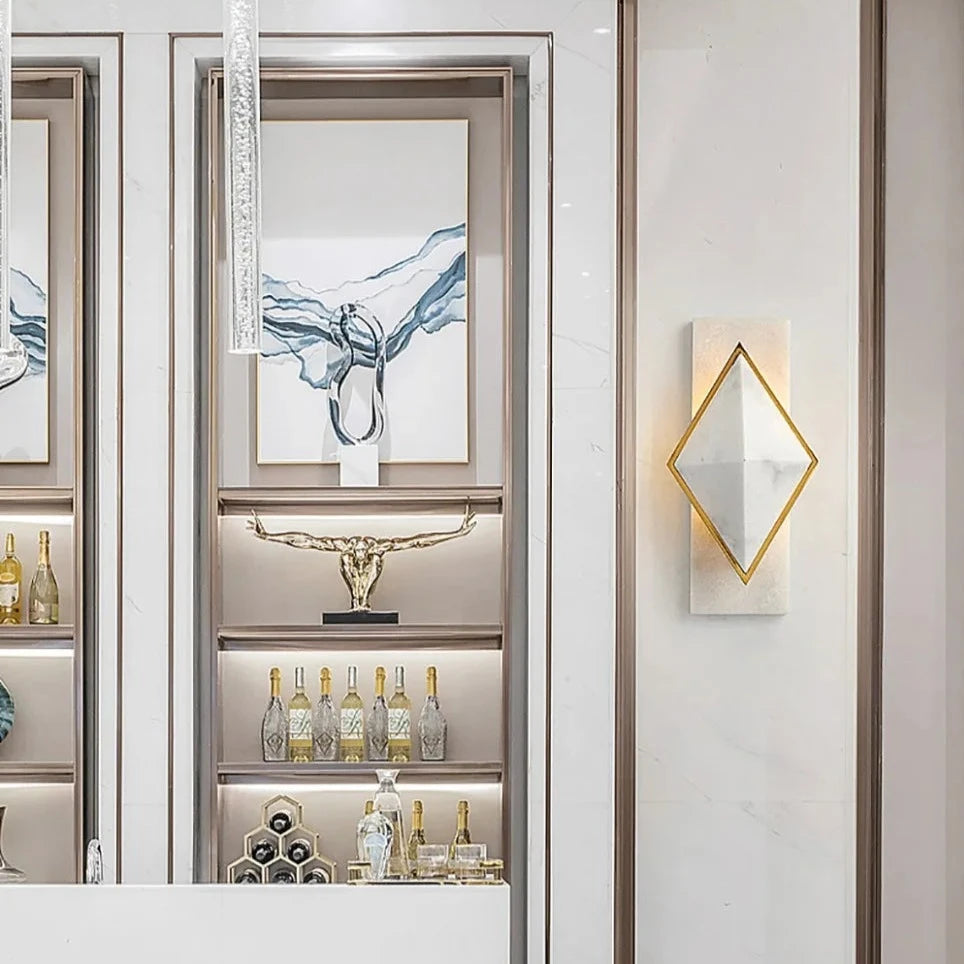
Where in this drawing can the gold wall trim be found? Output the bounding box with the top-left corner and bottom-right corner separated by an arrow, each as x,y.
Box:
614,2 -> 637,961
857,0 -> 885,959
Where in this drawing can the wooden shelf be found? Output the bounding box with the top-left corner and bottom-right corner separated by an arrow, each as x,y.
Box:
0,762 -> 75,784
218,486 -> 503,517
0,487 -> 73,513
218,761 -> 502,786
0,625 -> 74,650
218,624 -> 502,652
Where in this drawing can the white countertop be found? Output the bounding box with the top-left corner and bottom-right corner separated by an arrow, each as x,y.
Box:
0,883 -> 511,963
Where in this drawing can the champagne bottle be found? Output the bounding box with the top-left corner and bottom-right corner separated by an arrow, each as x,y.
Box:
388,665 -> 412,762
287,666 -> 312,763
450,799 -> 471,858
0,533 -> 22,625
28,530 -> 59,625
407,799 -> 427,868
418,665 -> 448,761
312,667 -> 338,762
261,667 -> 287,762
339,665 -> 365,762
368,666 -> 389,762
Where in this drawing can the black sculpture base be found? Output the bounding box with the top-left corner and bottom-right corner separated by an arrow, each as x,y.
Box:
323,610 -> 400,625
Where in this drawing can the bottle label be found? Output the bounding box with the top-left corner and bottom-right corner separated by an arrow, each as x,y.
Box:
388,709 -> 411,741
340,708 -> 363,740
0,583 -> 18,607
288,708 -> 312,741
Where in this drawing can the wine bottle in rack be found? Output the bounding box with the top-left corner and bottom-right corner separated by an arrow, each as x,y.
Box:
450,799 -> 471,858
28,530 -> 59,625
286,837 -> 312,864
339,665 -> 365,762
261,667 -> 287,762
0,533 -> 22,625
368,666 -> 389,762
312,667 -> 339,762
388,665 -> 412,762
407,799 -> 427,867
251,837 -> 277,864
287,666 -> 313,763
418,665 -> 448,761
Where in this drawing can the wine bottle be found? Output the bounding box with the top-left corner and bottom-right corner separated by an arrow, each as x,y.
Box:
450,799 -> 471,858
303,868 -> 330,884
312,667 -> 338,762
388,665 -> 412,762
339,665 -> 365,762
271,868 -> 296,884
267,808 -> 293,834
286,838 -> 312,864
261,667 -> 287,763
418,665 -> 448,761
235,868 -> 261,884
368,666 -> 389,762
251,838 -> 277,864
356,798 -> 393,880
0,533 -> 22,625
28,530 -> 58,625
287,666 -> 312,763
407,799 -> 427,868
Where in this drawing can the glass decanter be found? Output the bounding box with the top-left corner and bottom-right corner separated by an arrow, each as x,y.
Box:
374,768 -> 409,878
418,665 -> 447,761
261,666 -> 287,762
312,667 -> 338,761
0,806 -> 25,883
356,799 -> 392,880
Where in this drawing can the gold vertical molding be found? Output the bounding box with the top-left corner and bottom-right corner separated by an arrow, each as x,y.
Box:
857,0 -> 885,960
614,1 -> 637,962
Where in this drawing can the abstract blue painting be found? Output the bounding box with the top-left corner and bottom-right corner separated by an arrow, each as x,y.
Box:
256,118 -> 469,464
0,119 -> 49,464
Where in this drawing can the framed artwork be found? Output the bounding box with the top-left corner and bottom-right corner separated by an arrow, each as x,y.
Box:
256,118 -> 469,465
0,119 -> 49,464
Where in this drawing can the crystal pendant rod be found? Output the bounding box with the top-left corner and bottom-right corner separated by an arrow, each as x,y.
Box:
223,0 -> 263,354
0,0 -> 10,353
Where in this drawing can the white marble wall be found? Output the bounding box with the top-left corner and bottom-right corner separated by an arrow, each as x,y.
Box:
635,2 -> 859,961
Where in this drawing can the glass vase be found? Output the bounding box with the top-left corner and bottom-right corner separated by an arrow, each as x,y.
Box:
0,806 -> 24,883
373,768 -> 409,878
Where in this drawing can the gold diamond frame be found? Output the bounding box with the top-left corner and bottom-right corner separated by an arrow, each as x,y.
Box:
667,342 -> 819,585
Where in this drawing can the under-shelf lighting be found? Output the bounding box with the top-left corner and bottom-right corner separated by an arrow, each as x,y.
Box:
222,0 -> 263,355
0,647 -> 72,657
0,0 -> 25,392
223,782 -> 503,794
0,513 -> 73,524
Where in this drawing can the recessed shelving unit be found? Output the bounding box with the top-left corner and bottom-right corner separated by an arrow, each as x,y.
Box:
199,65 -> 520,889
0,69 -> 87,884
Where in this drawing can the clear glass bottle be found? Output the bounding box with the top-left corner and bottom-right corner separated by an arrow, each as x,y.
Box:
261,666 -> 287,763
418,665 -> 447,761
356,799 -> 393,880
0,533 -> 22,625
450,799 -> 471,859
27,530 -> 58,625
0,806 -> 24,883
388,665 -> 412,762
368,665 -> 389,762
407,799 -> 427,870
312,666 -> 338,762
339,665 -> 364,762
374,768 -> 409,878
287,666 -> 312,763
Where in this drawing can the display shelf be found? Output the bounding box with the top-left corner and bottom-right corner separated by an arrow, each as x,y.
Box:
0,625 -> 75,650
0,488 -> 74,514
217,623 -> 503,652
218,761 -> 503,786
217,486 -> 503,517
0,762 -> 75,784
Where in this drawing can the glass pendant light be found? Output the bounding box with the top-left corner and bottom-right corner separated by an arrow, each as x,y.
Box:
223,0 -> 263,354
0,0 -> 26,391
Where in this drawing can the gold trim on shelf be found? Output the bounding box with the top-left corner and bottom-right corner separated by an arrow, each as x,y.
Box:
217,623 -> 502,652
0,624 -> 74,648
0,487 -> 73,511
666,342 -> 819,585
0,762 -> 75,784
218,761 -> 503,786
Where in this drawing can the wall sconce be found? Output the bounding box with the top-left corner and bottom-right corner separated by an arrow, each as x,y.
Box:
667,321 -> 817,614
